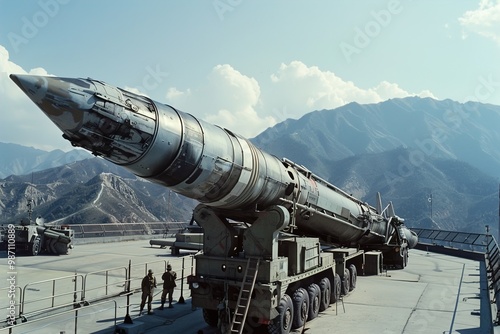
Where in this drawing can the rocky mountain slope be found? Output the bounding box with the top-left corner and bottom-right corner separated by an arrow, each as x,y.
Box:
0,158 -> 195,225
327,148 -> 498,234
0,142 -> 92,178
252,97 -> 500,179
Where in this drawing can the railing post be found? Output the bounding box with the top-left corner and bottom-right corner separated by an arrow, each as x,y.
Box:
191,255 -> 195,275
73,272 -> 78,307
19,284 -> 25,322
178,257 -> 186,304
74,307 -> 78,334
124,259 -> 133,324
52,280 -> 56,308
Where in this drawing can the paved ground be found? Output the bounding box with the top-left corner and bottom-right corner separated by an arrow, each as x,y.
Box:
0,239 -> 495,333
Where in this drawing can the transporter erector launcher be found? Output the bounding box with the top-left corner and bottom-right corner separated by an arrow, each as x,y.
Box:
10,74 -> 417,257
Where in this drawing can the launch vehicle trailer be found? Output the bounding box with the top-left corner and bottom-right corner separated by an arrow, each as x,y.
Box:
188,205 -> 383,334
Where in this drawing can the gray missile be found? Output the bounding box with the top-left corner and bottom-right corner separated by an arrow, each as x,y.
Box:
10,74 -> 417,248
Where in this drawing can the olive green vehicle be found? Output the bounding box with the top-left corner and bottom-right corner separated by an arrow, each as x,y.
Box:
1,202 -> 74,256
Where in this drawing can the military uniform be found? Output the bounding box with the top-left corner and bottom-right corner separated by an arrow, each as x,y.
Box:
140,269 -> 157,315
160,264 -> 177,309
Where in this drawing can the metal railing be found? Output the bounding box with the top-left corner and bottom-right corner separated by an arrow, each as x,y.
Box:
414,227 -> 500,327
1,254 -> 195,332
21,274 -> 84,319
411,228 -> 489,252
2,300 -> 118,334
485,235 -> 500,325
69,222 -> 188,239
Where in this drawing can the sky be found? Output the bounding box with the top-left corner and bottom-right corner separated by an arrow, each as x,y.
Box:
0,0 -> 500,151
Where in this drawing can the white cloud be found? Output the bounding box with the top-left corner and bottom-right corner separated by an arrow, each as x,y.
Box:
264,61 -> 436,123
166,61 -> 436,138
165,64 -> 275,138
123,86 -> 149,97
459,0 -> 500,43
0,44 -> 71,151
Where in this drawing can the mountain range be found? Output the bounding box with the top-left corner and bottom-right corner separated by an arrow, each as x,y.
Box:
1,97 -> 499,236
0,142 -> 92,179
0,157 -> 196,225
252,97 -> 500,179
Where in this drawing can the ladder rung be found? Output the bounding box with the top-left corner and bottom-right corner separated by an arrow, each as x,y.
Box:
229,258 -> 261,333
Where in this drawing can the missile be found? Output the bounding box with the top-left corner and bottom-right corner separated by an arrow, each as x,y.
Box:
10,74 -> 417,249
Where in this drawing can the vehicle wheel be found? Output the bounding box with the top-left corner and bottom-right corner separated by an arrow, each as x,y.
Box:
307,283 -> 320,321
202,308 -> 218,327
319,277 -> 331,311
331,273 -> 341,303
292,288 -> 309,329
348,264 -> 357,291
268,294 -> 293,334
341,268 -> 350,296
48,238 -> 57,254
30,235 -> 41,256
54,241 -> 70,255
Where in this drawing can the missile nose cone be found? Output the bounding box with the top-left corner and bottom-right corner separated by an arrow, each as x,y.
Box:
10,74 -> 46,104
9,74 -> 97,136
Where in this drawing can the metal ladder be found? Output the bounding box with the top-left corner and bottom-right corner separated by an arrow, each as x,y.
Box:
229,257 -> 260,334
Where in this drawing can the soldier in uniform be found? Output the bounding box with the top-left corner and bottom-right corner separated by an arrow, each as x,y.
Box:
140,269 -> 157,315
160,264 -> 177,309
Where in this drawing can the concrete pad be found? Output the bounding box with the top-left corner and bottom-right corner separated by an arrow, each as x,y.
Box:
0,241 -> 492,333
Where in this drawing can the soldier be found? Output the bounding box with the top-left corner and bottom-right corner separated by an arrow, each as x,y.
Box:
140,269 -> 157,315
160,264 -> 177,309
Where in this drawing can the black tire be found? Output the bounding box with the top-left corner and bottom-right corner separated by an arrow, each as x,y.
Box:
48,238 -> 57,254
202,308 -> 218,327
319,277 -> 331,311
54,241 -> 69,255
307,283 -> 320,321
331,273 -> 341,303
292,288 -> 309,329
341,268 -> 350,296
268,294 -> 293,334
348,264 -> 357,291
30,235 -> 41,256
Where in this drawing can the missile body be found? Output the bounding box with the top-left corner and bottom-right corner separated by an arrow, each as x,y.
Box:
10,74 -> 417,248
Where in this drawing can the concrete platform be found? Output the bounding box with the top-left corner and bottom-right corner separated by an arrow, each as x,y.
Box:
0,239 -> 495,333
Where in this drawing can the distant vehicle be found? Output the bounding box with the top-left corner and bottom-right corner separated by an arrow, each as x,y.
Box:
170,225 -> 203,255
0,200 -> 74,256
149,225 -> 203,255
1,219 -> 74,256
